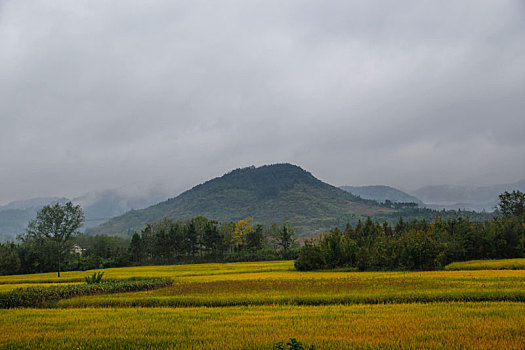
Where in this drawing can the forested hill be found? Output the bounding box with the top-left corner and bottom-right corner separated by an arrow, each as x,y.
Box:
87,164 -> 394,237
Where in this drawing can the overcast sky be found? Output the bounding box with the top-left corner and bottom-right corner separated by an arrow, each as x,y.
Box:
1,0 -> 525,204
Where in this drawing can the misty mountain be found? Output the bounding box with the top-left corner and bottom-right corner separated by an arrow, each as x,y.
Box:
409,179 -> 525,211
0,197 -> 69,211
340,185 -> 423,205
0,189 -> 170,241
87,164 -> 394,237
0,197 -> 69,242
76,189 -> 169,227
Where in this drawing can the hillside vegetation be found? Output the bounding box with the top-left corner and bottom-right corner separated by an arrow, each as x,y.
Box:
88,164 -> 393,237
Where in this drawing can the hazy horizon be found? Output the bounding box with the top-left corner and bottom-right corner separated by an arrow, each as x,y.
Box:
1,162 -> 524,207
2,1 -> 525,204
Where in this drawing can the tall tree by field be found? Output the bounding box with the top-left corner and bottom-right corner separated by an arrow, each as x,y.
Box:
21,202 -> 84,277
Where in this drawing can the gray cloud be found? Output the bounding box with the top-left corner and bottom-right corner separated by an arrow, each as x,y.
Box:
1,0 -> 525,203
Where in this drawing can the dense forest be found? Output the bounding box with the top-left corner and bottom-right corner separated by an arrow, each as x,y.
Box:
296,191 -> 525,271
0,216 -> 298,275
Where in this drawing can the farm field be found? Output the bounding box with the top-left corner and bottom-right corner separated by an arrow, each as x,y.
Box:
445,258 -> 525,271
1,303 -> 525,349
1,260 -> 525,349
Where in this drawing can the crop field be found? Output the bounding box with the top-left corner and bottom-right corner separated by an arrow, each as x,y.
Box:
0,282 -> 83,293
1,260 -> 525,349
1,303 -> 525,349
445,258 -> 525,271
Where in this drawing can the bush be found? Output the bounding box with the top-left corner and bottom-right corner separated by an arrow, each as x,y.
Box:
295,241 -> 323,271
0,278 -> 172,308
84,271 -> 104,284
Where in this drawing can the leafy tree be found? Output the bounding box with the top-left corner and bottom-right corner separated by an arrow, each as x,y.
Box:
319,228 -> 345,268
268,222 -> 297,256
294,239 -> 323,271
232,217 -> 253,249
397,229 -> 445,270
202,220 -> 222,256
22,202 -> 84,277
220,221 -> 236,253
129,232 -> 143,263
497,190 -> 525,218
184,220 -> 199,256
16,236 -> 56,274
0,242 -> 21,275
246,224 -> 265,251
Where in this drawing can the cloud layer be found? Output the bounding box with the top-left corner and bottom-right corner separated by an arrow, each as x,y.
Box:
1,0 -> 525,203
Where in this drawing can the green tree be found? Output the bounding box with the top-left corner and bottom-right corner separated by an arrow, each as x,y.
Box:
397,229 -> 445,270
0,242 -> 21,275
497,190 -> 525,218
246,224 -> 265,251
129,232 -> 143,263
232,217 -> 253,249
268,222 -> 297,257
202,220 -> 222,256
319,228 -> 345,269
294,239 -> 323,271
23,202 -> 84,277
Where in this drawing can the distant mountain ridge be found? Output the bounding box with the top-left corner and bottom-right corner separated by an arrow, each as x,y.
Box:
0,189 -> 169,241
0,197 -> 69,211
2,165 -> 521,241
0,197 -> 70,242
340,185 -> 423,205
87,164 -> 394,237
409,179 -> 525,211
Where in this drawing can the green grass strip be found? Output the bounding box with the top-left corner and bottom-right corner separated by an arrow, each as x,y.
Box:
57,290 -> 525,308
0,278 -> 172,308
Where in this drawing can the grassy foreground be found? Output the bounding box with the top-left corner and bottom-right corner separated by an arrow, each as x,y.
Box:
1,260 -> 525,348
1,303 -> 524,349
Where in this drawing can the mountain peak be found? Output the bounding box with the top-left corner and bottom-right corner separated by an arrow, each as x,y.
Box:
88,163 -> 391,237
181,163 -> 318,201
216,163 -> 313,182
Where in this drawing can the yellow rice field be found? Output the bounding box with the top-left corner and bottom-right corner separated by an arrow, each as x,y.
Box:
445,258 -> 525,271
1,303 -> 524,349
1,260 -> 525,349
0,260 -> 293,284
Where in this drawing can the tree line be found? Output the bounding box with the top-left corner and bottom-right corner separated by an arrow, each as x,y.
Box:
295,191 -> 525,271
1,190 -> 524,275
0,208 -> 298,275
127,216 -> 298,265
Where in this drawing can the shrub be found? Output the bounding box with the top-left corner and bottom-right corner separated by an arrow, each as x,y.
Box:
0,278 -> 172,308
295,240 -> 323,271
84,271 -> 104,284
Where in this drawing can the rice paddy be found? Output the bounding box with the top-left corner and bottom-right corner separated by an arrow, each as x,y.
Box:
1,260 -> 525,349
445,258 -> 525,271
